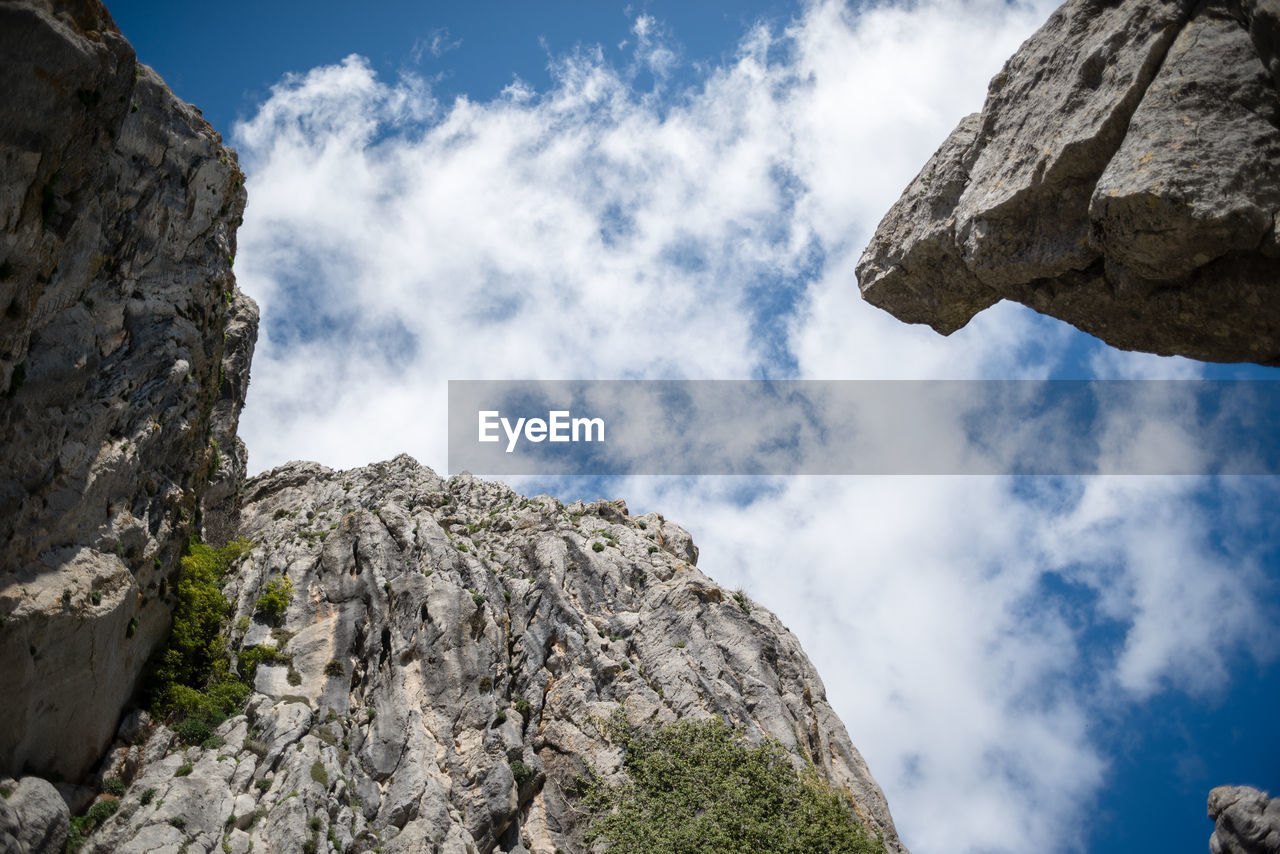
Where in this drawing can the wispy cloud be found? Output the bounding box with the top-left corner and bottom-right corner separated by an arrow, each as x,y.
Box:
231,2 -> 1277,852
410,27 -> 462,63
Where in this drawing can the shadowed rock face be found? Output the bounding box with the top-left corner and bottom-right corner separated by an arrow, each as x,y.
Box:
1209,786 -> 1280,853
0,0 -> 256,781
857,0 -> 1280,365
79,456 -> 907,854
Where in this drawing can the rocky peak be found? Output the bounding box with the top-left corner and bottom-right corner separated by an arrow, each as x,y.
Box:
856,0 -> 1280,364
71,455 -> 905,854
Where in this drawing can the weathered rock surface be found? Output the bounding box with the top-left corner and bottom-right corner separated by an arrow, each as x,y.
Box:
80,455 -> 906,854
0,776 -> 69,854
0,0 -> 256,781
0,2 -> 905,851
1209,786 -> 1280,853
857,0 -> 1280,364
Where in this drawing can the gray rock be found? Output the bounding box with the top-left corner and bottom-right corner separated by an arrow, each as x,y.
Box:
0,3 -> 905,852
0,777 -> 69,854
1210,786 -> 1280,854
857,0 -> 1280,364
76,455 -> 908,853
0,0 -> 255,782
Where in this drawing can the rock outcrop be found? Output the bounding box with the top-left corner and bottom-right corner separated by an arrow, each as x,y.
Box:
857,0 -> 1280,365
1209,786 -> 1280,853
78,456 -> 905,854
0,2 -> 905,852
0,0 -> 256,782
0,777 -> 69,854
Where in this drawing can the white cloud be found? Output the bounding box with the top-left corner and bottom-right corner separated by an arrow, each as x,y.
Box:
235,0 -> 1075,475
612,472 -> 1275,854
231,2 -> 1277,853
411,27 -> 462,63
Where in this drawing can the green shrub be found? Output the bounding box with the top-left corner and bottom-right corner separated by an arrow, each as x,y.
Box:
254,577 -> 293,623
175,716 -> 211,745
310,761 -> 328,786
581,713 -> 884,854
648,546 -> 658,554
101,776 -> 125,796
514,697 -> 531,717
175,762 -> 193,777
492,710 -> 508,727
139,787 -> 156,805
472,592 -> 486,608
143,539 -> 251,725
325,658 -> 345,677
169,816 -> 186,829
238,645 -> 286,682
255,777 -> 272,792
511,758 -> 533,786
66,798 -> 120,850
83,800 -> 118,824
592,542 -> 605,552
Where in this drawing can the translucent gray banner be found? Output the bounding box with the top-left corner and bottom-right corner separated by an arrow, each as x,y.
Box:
447,380 -> 1280,475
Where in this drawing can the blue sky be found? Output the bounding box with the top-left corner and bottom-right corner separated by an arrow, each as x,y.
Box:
110,2 -> 1279,852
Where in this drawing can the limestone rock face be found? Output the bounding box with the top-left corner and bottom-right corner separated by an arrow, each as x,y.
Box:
0,776 -> 69,854
1209,786 -> 1280,853
81,455 -> 906,854
0,0 -> 256,781
857,0 -> 1280,364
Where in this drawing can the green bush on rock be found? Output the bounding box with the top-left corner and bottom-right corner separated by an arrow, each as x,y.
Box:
254,577 -> 293,623
65,799 -> 120,852
142,539 -> 252,742
582,712 -> 885,854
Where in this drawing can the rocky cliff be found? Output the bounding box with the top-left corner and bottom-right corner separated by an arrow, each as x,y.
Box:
856,0 -> 1280,364
0,3 -> 905,853
61,456 -> 903,854
0,0 -> 256,783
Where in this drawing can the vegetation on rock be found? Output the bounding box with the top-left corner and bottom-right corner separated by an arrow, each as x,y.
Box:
254,576 -> 293,623
142,539 -> 252,742
583,713 -> 885,854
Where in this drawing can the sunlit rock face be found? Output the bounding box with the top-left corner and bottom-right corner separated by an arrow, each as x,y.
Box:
80,456 -> 907,854
1208,785 -> 1280,854
857,0 -> 1280,365
0,0 -> 255,782
0,3 -> 906,852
